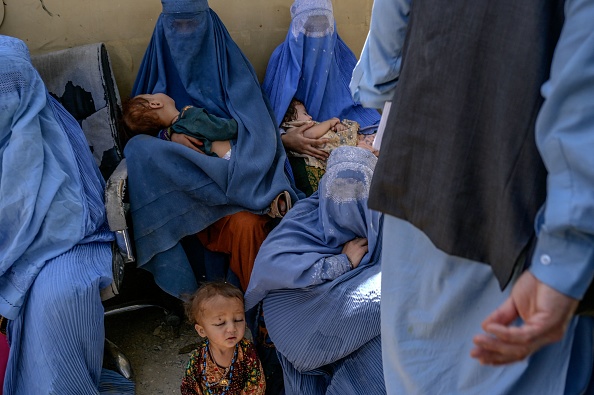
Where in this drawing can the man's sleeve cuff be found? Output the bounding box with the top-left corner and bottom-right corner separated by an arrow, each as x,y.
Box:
529,230 -> 594,299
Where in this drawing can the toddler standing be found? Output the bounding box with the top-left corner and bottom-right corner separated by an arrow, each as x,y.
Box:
181,282 -> 265,395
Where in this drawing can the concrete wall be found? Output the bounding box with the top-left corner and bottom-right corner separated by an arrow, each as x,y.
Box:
0,0 -> 373,98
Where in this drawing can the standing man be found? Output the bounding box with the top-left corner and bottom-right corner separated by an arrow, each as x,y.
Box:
351,0 -> 594,393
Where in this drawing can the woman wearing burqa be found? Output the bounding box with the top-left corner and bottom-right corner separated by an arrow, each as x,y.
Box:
125,0 -> 300,296
0,35 -> 133,394
245,146 -> 385,394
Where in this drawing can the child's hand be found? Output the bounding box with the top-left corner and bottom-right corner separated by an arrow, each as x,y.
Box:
171,133 -> 205,154
342,238 -> 368,269
332,122 -> 348,132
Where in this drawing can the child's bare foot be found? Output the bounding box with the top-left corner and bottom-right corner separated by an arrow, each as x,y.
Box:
357,140 -> 379,157
268,191 -> 292,218
357,132 -> 376,146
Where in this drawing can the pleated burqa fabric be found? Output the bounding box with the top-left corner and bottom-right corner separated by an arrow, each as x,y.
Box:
0,35 -> 133,394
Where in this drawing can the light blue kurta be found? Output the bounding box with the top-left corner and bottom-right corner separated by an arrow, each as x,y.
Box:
352,0 -> 594,393
382,216 -> 593,394
349,0 -> 410,110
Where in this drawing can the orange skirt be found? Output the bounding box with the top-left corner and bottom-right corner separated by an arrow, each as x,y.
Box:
197,211 -> 272,291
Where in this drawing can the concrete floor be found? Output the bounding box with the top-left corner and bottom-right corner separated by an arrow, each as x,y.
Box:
102,265 -> 200,395
105,306 -> 198,395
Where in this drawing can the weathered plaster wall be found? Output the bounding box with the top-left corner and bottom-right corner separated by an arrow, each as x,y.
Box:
0,0 -> 373,98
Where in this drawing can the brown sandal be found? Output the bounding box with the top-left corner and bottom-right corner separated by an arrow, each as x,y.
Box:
268,191 -> 292,218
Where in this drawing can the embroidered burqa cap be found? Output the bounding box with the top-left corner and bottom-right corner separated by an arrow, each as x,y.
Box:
161,0 -> 208,13
262,0 -> 380,129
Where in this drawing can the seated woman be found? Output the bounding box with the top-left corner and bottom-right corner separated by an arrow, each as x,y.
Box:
124,0 -> 300,294
0,35 -> 132,394
244,146 -> 385,395
263,0 -> 381,195
263,0 -> 381,129
122,93 -> 292,218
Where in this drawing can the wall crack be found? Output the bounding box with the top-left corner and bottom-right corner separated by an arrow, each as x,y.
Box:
39,0 -> 59,17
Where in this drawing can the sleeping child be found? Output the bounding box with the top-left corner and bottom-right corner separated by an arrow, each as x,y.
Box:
281,98 -> 360,170
282,99 -> 376,195
122,93 -> 291,218
122,93 -> 235,160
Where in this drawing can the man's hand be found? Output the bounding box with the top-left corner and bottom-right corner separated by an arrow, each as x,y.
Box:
171,133 -> 205,154
471,271 -> 578,365
342,238 -> 369,269
281,122 -> 330,161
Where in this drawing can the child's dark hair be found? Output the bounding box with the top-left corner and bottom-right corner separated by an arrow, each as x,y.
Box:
121,96 -> 164,139
282,98 -> 304,124
184,282 -> 244,325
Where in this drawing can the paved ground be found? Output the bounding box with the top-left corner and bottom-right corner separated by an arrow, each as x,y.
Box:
103,267 -> 199,395
105,306 -> 198,395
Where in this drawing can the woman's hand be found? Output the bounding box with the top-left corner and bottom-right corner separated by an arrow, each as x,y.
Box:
342,238 -> 369,269
281,122 -> 330,160
171,133 -> 205,154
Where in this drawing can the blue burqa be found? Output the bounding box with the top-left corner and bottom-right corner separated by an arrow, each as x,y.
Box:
262,0 -> 381,130
0,35 -> 132,394
244,147 -> 385,394
126,0 -> 300,297
0,37 -> 109,321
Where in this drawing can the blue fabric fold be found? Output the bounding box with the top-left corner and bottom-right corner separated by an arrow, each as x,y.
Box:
245,146 -> 383,373
0,35 -> 112,320
278,336 -> 385,395
99,369 -> 136,394
0,34 -> 116,394
127,0 -> 301,297
262,0 -> 381,129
